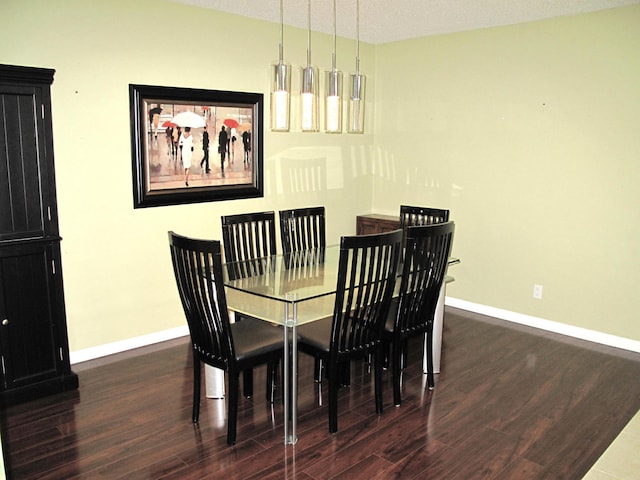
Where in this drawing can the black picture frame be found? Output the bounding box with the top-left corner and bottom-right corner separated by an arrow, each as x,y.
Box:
129,84 -> 263,208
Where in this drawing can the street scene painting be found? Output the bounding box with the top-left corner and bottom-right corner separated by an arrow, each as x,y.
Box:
130,84 -> 263,208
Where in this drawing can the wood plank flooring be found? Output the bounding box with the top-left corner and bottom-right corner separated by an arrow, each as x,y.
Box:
3,307 -> 640,479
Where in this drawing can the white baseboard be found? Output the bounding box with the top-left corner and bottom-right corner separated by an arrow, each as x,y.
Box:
69,298 -> 640,365
446,297 -> 640,354
69,326 -> 189,365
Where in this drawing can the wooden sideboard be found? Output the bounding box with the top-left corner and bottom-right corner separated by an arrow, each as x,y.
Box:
356,214 -> 401,235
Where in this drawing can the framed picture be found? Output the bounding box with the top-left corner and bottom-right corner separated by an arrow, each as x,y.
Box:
129,84 -> 263,208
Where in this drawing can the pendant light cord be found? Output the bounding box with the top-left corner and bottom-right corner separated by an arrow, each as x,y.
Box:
279,0 -> 284,64
307,0 -> 311,66
332,0 -> 337,72
355,0 -> 360,75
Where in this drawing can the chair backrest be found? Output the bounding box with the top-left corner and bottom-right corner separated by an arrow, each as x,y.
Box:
399,205 -> 450,228
279,206 -> 326,255
394,222 -> 455,337
168,231 -> 234,367
330,229 -> 403,361
221,211 -> 278,280
399,205 -> 450,249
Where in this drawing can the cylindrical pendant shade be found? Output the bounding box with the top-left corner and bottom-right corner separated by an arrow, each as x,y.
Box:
271,62 -> 291,132
324,69 -> 342,133
348,74 -> 366,134
300,65 -> 319,132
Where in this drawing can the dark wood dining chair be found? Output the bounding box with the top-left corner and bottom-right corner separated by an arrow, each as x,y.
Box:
297,229 -> 403,433
221,211 -> 278,281
221,211 -> 278,396
168,231 -> 283,445
399,205 -> 450,230
391,205 -> 451,368
383,222 -> 455,406
278,206 -> 326,255
279,206 -> 327,381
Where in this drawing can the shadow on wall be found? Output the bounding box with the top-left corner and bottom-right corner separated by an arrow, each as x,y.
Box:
274,143 -> 378,195
373,146 -> 459,201
280,156 -> 327,194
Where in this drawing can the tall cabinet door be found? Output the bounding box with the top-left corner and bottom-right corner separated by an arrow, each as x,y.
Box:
0,83 -> 56,242
0,64 -> 77,406
0,242 -> 60,390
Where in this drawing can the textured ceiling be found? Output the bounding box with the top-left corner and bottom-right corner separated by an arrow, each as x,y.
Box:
172,0 -> 639,44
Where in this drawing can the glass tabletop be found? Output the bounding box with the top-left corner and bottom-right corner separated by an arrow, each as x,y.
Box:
223,246 -> 340,326
223,245 -> 460,327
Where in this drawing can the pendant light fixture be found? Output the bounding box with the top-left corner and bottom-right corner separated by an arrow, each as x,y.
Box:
347,0 -> 365,134
324,0 -> 342,133
300,0 -> 319,132
270,0 -> 291,132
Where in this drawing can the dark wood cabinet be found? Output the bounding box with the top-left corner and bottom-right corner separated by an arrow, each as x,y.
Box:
356,214 -> 400,235
0,64 -> 78,406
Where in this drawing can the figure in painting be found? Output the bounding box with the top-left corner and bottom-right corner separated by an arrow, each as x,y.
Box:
179,127 -> 193,186
242,129 -> 251,164
218,125 -> 228,175
200,125 -> 210,173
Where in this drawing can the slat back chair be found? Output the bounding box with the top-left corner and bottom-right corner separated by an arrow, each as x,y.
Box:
221,211 -> 279,397
392,205 -> 451,368
399,205 -> 450,229
278,206 -> 326,255
279,206 -> 327,387
298,229 -> 403,433
385,222 -> 455,406
221,211 -> 278,281
168,231 -> 282,445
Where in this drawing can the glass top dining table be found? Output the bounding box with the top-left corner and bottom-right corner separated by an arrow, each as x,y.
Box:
222,245 -> 459,445
224,246 -> 340,327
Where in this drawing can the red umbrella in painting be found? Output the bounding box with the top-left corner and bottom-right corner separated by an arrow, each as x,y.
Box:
223,118 -> 239,129
162,120 -> 177,128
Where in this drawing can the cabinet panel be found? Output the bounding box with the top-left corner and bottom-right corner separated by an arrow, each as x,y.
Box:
356,214 -> 400,235
0,84 -> 52,241
0,242 -> 59,390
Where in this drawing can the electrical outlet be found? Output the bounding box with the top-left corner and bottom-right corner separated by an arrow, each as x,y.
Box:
533,284 -> 543,299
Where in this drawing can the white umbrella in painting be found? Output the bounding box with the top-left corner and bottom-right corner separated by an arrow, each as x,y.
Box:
171,111 -> 206,128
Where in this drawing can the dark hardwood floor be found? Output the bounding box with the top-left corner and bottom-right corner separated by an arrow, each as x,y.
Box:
3,307 -> 640,479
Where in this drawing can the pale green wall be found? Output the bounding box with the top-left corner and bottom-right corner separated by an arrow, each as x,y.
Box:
374,6 -> 640,340
1,0 -> 639,352
1,0 -> 375,352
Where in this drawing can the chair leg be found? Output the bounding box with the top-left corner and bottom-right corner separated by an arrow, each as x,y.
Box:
401,339 -> 409,369
314,358 -> 323,383
392,340 -> 403,407
374,347 -> 384,415
426,329 -> 435,389
243,368 -> 253,398
192,356 -> 201,423
227,371 -> 239,445
328,364 -> 339,433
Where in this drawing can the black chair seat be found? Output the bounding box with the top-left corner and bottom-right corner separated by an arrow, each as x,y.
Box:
232,318 -> 283,363
297,317 -> 332,353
